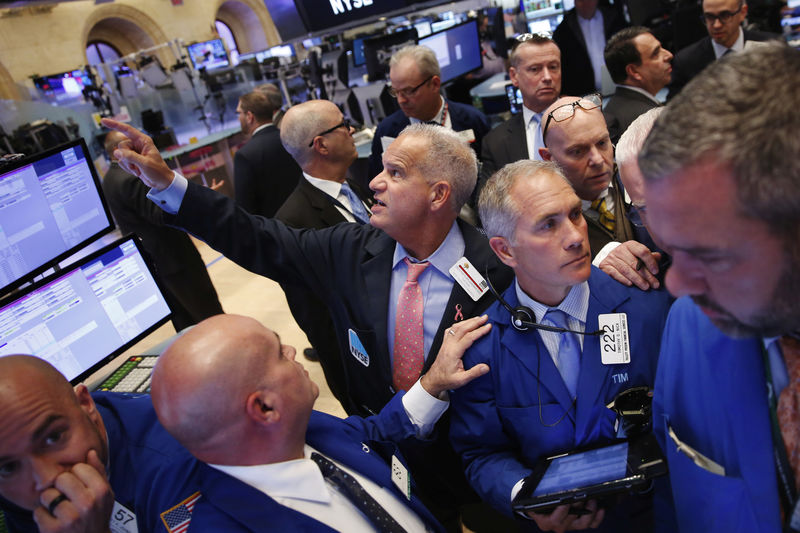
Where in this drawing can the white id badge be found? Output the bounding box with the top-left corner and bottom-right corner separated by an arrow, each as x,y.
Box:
456,129 -> 476,143
449,258 -> 489,301
391,455 -> 412,500
110,501 -> 138,533
598,313 -> 631,365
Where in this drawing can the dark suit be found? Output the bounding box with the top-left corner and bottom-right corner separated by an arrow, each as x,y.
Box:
553,7 -> 627,97
166,181 -> 514,529
101,163 -> 223,331
233,125 -> 302,218
667,30 -> 778,99
367,100 -> 491,179
477,113 -> 528,204
602,86 -> 660,144
585,178 -> 635,260
148,393 -> 445,533
274,177 -> 374,415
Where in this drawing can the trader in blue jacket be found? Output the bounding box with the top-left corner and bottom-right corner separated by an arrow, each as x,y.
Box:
450,160 -> 672,532
641,43 -> 800,533
149,312 -> 491,532
0,355 -> 193,533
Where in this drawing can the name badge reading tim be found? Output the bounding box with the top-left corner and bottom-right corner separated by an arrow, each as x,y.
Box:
598,313 -> 631,365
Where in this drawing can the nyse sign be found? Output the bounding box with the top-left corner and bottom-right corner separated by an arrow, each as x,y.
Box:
330,0 -> 373,15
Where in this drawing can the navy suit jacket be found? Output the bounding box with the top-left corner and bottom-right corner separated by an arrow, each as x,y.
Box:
274,177 -> 374,414
450,268 -> 671,525
653,297 -> 781,533
602,87 -> 660,144
151,393 -> 445,532
367,99 -> 490,178
233,125 -> 302,218
667,30 -> 778,100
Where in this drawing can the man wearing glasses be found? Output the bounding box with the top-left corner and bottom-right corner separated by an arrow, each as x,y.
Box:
667,0 -> 777,99
478,33 -> 561,201
273,99 -> 374,414
367,45 -> 490,179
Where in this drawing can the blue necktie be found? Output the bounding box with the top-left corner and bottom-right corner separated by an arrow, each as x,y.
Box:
544,309 -> 581,398
340,182 -> 370,224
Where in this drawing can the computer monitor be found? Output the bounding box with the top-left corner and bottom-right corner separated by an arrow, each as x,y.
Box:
187,39 -> 230,71
364,28 -> 418,82
0,236 -> 172,384
521,0 -> 564,20
33,69 -> 93,102
0,139 -> 114,296
414,21 -> 433,38
418,19 -> 483,84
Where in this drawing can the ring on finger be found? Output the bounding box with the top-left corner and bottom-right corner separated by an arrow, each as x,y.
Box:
447,329 -> 456,336
48,494 -> 69,515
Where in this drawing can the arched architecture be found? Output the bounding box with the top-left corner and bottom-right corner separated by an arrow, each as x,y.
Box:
82,5 -> 174,68
0,61 -> 20,100
215,0 -> 280,54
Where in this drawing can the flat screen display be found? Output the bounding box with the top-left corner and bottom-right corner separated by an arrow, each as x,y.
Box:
187,39 -> 229,71
33,70 -> 93,101
264,0 -> 309,41
294,0 -> 408,33
0,139 -> 114,296
418,19 -> 482,83
0,236 -> 172,384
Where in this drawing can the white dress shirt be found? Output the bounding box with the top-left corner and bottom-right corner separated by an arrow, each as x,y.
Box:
577,9 -> 606,91
712,26 -> 744,59
303,173 -> 371,223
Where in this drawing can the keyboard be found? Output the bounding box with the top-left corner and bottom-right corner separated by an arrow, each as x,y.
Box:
96,355 -> 158,393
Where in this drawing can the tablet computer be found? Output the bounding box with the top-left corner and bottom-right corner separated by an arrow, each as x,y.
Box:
511,433 -> 667,515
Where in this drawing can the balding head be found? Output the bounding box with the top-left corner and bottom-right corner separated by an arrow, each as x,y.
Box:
0,356 -> 106,510
151,315 -> 318,465
280,100 -> 357,173
540,95 -> 613,201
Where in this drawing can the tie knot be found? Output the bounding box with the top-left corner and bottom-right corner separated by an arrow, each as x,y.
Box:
403,258 -> 429,282
590,197 -> 604,211
544,309 -> 570,329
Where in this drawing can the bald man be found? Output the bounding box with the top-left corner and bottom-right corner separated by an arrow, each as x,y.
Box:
0,355 -> 192,533
149,313 -> 490,532
540,96 -> 662,292
102,131 -> 223,331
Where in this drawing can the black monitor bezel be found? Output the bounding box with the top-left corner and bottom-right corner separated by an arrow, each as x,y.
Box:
0,234 -> 173,385
0,138 -> 115,298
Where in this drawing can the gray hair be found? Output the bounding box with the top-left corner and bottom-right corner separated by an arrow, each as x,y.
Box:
616,107 -> 664,166
479,160 -> 568,242
279,100 -> 331,167
640,42 -> 800,237
390,45 -> 441,79
398,123 -> 476,212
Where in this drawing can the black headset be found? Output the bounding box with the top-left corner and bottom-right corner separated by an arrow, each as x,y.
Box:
485,274 -> 603,336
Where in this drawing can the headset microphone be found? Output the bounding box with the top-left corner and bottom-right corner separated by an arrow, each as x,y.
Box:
485,272 -> 602,336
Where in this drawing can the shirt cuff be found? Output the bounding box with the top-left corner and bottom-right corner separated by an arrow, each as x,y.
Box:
146,171 -> 187,215
511,477 -> 526,501
592,241 -> 621,267
401,380 -> 449,438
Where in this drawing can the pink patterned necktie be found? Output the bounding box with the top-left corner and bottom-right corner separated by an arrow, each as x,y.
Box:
392,258 -> 429,391
778,335 -> 800,490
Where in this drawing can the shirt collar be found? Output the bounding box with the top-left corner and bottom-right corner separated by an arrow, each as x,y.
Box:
392,220 -> 464,277
251,123 -> 272,136
522,105 -> 543,130
303,172 -> 344,198
209,445 -> 331,503
712,26 -> 744,58
514,279 -> 590,325
617,84 -> 661,103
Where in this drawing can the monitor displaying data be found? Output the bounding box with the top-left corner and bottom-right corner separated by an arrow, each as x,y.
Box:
418,19 -> 482,83
33,69 -> 93,101
0,236 -> 172,384
0,139 -> 114,296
